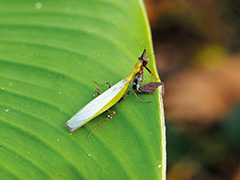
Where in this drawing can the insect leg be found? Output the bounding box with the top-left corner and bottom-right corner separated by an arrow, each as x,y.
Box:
144,66 -> 160,80
92,87 -> 100,99
120,90 -> 152,103
94,80 -> 112,88
92,80 -> 112,99
87,110 -> 116,139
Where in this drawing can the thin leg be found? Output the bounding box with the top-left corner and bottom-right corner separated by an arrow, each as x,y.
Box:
87,110 -> 116,139
94,80 -> 112,88
92,81 -> 112,99
92,87 -> 100,99
145,66 -> 160,80
120,90 -> 152,103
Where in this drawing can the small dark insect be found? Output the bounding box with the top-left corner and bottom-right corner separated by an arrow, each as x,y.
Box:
65,49 -> 164,138
138,82 -> 164,94
133,71 -> 165,95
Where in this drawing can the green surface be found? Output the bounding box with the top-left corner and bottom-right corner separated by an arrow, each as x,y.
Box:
0,0 -> 166,179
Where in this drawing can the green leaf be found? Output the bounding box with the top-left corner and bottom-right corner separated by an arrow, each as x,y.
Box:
0,0 -> 166,179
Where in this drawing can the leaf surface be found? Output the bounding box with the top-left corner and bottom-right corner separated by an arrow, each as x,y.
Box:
0,0 -> 166,179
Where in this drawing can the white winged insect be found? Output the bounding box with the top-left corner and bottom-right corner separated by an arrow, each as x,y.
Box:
65,49 -> 163,138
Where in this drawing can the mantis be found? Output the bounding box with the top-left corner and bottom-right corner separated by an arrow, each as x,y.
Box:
65,49 -> 164,138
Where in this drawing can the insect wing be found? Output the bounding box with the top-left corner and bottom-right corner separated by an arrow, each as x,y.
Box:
139,82 -> 162,94
65,79 -> 128,132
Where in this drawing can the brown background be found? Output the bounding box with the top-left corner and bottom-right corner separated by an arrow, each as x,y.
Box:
145,0 -> 240,179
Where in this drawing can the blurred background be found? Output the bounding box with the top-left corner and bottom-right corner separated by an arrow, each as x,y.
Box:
144,0 -> 240,179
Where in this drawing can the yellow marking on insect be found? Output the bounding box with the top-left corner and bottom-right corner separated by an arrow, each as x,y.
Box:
64,49 -> 160,133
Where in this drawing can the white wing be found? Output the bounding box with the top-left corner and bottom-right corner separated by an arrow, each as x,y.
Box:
65,79 -> 128,132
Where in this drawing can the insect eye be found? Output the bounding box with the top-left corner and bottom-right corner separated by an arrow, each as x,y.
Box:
142,57 -> 149,66
138,49 -> 149,66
